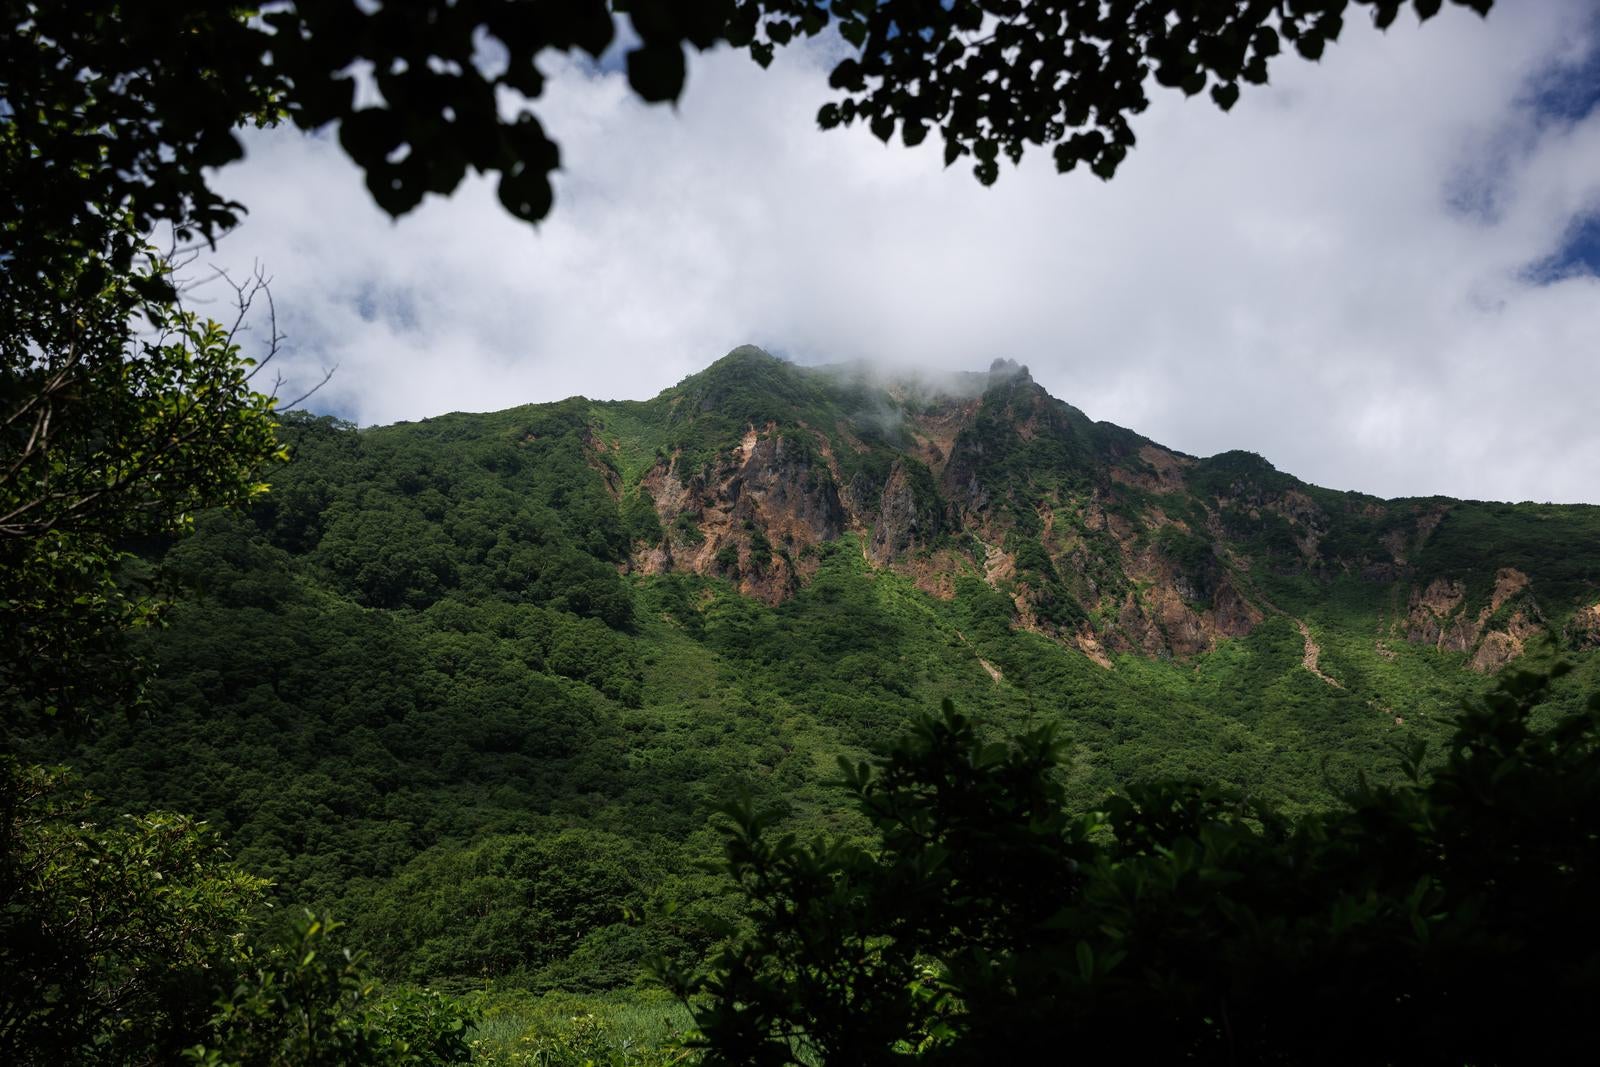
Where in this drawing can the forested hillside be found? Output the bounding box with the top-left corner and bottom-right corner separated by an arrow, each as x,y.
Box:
31,346 -> 1600,1018
17,1 -> 1597,1059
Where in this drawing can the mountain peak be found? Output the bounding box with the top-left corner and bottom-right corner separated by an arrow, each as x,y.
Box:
678,345 -> 794,390
987,357 -> 1032,384
717,344 -> 785,368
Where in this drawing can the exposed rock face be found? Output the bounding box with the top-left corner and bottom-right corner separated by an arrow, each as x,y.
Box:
609,351 -> 1590,674
1296,618 -> 1343,689
981,543 -> 1014,586
1102,574 -> 1260,659
1380,528 -> 1409,565
741,437 -> 848,543
1363,505 -> 1448,581
1567,603 -> 1600,650
1111,444 -> 1194,493
633,428 -> 845,604
1468,568 -> 1547,671
1273,489 -> 1328,561
902,548 -> 969,600
1406,578 -> 1468,648
1403,568 -> 1549,672
868,460 -> 932,565
1213,580 -> 1264,637
1470,631 -> 1522,674
938,434 -> 992,529
1116,586 -> 1209,658
905,398 -> 979,479
1074,625 -> 1113,669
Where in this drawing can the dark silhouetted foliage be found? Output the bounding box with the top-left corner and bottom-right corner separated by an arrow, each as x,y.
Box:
2,0 -> 1494,289
669,666 -> 1600,1064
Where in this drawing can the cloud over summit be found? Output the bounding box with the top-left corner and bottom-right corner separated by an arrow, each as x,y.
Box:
215,0 -> 1600,503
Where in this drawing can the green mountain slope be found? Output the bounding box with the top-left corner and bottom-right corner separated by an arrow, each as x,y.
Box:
46,346 -> 1600,992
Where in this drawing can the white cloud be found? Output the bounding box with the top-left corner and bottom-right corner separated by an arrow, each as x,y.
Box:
211,0 -> 1600,503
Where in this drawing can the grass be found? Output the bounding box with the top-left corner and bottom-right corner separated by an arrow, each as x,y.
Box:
468,988 -> 697,1065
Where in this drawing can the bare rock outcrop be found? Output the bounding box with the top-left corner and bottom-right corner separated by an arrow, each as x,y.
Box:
1403,568 -> 1548,672
868,460 -> 929,565
1567,603 -> 1600,650
633,428 -> 846,604
1405,578 -> 1468,649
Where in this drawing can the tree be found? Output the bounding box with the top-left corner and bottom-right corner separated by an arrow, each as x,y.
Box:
0,759 -> 266,1062
1,248 -> 287,734
743,0 -> 1494,185
664,666 -> 1600,1064
0,760 -> 473,1066
2,0 -> 1495,283
184,915 -> 473,1067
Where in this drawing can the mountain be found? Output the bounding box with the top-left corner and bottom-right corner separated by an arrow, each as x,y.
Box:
44,345 -> 1600,995
610,346 -> 1598,671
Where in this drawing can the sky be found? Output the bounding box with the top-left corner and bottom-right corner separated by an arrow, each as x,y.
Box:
209,0 -> 1600,504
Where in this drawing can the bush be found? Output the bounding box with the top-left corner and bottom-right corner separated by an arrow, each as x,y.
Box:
668,666 -> 1600,1064
0,760 -> 265,1064
184,914 -> 472,1066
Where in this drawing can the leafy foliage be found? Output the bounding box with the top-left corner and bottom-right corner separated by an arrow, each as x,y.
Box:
670,666 -> 1600,1064
0,759 -> 473,1065
1417,500 -> 1600,608
1,251 -> 284,734
0,0 -> 1492,276
0,760 -> 264,1063
0,1 -> 719,276
359,830 -> 668,989
186,914 -> 473,1067
742,0 -> 1495,184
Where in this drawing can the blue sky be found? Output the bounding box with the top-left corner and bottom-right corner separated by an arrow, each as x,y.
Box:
1528,214 -> 1600,280
1523,18 -> 1600,278
214,0 -> 1600,503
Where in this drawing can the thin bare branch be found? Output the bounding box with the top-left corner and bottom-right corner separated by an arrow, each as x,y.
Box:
278,364 -> 338,412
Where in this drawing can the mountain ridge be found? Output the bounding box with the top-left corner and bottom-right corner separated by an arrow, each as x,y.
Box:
522,346 -> 1596,674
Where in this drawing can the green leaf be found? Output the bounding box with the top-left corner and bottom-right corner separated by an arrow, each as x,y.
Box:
497,167 -> 554,222
364,166 -> 422,217
829,58 -> 865,92
338,108 -> 404,170
627,42 -> 687,103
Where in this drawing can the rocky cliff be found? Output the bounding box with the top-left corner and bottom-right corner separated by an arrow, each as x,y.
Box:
595,348 -> 1596,672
